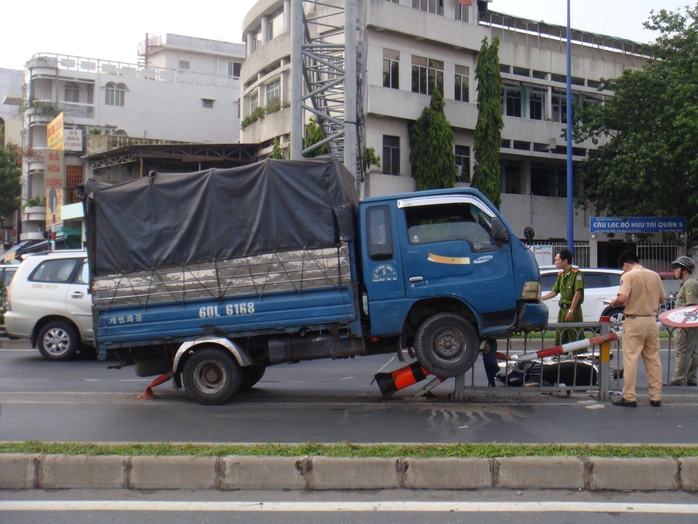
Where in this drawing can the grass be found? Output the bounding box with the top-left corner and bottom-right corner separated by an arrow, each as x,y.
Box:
1,441 -> 697,459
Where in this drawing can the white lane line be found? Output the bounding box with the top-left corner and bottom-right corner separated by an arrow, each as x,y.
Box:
1,501 -> 698,513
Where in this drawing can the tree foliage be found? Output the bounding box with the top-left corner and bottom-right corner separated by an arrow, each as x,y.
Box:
271,137 -> 284,159
0,143 -> 21,219
303,118 -> 329,157
574,5 -> 698,238
471,36 -> 503,209
408,85 -> 456,190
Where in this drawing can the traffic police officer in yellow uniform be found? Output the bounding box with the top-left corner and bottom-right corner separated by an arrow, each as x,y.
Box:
669,256 -> 698,386
542,248 -> 585,346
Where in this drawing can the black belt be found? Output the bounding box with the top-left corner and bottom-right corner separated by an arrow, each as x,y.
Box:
626,314 -> 655,318
559,304 -> 572,309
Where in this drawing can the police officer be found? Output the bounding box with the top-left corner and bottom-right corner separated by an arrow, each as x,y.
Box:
668,256 -> 698,386
542,248 -> 585,346
609,251 -> 665,407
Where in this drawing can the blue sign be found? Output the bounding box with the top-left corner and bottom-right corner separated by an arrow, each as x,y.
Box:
590,217 -> 686,233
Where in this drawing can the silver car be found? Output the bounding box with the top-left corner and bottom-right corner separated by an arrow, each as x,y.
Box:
4,250 -> 93,360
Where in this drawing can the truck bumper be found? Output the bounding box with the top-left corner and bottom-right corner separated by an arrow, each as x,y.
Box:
517,302 -> 549,332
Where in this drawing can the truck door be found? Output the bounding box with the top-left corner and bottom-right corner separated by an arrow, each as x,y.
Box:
398,195 -> 517,331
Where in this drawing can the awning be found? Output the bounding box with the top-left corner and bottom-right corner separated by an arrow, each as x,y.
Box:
1,241 -> 30,263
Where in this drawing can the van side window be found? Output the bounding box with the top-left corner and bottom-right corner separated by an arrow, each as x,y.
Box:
76,261 -> 89,285
405,203 -> 498,252
366,205 -> 393,260
30,259 -> 80,283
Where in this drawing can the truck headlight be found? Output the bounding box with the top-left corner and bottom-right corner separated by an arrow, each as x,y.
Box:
521,281 -> 540,300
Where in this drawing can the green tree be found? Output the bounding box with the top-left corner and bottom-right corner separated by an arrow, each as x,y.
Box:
408,85 -> 456,190
363,147 -> 381,172
574,5 -> 698,238
303,118 -> 329,157
0,143 -> 21,219
471,36 -> 503,209
271,137 -> 284,159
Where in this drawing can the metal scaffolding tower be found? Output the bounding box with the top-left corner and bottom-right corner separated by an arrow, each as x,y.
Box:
290,0 -> 359,179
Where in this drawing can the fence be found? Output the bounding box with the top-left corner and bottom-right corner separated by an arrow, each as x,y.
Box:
446,320 -> 686,399
532,242 -> 681,271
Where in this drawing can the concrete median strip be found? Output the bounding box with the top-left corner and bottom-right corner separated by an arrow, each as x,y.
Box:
2,453 -> 698,491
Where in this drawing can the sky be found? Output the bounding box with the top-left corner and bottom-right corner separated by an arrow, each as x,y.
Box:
0,0 -> 684,71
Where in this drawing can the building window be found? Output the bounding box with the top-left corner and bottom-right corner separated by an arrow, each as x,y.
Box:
552,92 -> 567,123
503,86 -> 522,117
64,82 -> 79,103
502,161 -> 522,194
411,56 -> 443,96
412,0 -> 443,15
266,79 -> 281,105
382,135 -> 400,175
455,2 -> 469,22
530,90 -> 545,120
104,82 -> 125,107
228,62 -> 241,77
454,65 -> 469,103
383,49 -> 399,89
179,60 -> 190,70
250,91 -> 259,112
87,85 -> 94,105
202,99 -> 214,109
455,145 -> 470,183
531,163 -> 567,197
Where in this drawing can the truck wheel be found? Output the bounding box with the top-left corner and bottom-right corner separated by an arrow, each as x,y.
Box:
135,358 -> 171,377
240,365 -> 266,390
182,347 -> 242,405
414,313 -> 479,378
37,321 -> 79,361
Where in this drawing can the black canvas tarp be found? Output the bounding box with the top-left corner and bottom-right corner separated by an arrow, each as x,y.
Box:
82,156 -> 358,277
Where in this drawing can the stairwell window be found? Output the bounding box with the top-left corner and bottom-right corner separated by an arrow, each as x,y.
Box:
383,49 -> 399,89
411,56 -> 443,96
105,82 -> 125,107
382,135 -> 400,175
454,65 -> 469,102
64,82 -> 79,103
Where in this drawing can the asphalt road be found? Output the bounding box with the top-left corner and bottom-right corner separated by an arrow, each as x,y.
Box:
1,340 -> 697,444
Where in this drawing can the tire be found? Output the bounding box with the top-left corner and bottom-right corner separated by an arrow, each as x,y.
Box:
240,365 -> 266,390
182,347 -> 242,405
135,358 -> 171,377
37,321 -> 79,361
414,313 -> 479,378
606,308 -> 625,332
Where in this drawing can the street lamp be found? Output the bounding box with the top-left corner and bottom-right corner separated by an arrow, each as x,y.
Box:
566,0 -> 574,254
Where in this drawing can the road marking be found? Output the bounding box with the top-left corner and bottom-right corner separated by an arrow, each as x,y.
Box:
1,501 -> 698,513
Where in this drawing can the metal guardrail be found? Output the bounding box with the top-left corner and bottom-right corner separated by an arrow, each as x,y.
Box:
451,320 -> 682,400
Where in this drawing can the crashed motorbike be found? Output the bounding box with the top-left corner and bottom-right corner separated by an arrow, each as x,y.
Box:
496,352 -> 623,387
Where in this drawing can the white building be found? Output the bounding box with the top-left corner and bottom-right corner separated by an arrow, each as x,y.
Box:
13,34 -> 245,248
240,0 -> 648,266
0,67 -> 23,146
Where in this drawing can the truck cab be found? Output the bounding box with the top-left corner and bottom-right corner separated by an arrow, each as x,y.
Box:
358,188 -> 546,377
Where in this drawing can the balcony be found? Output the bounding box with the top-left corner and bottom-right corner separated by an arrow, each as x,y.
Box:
57,101 -> 94,119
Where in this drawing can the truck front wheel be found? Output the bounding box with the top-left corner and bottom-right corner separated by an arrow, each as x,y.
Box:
182,347 -> 242,405
414,313 -> 479,378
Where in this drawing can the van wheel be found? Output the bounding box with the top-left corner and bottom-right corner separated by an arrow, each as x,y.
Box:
37,321 -> 79,361
607,308 -> 625,332
182,347 -> 242,405
414,313 -> 479,378
240,365 -> 266,390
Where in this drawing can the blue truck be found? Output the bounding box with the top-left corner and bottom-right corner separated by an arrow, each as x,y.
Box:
82,156 -> 546,404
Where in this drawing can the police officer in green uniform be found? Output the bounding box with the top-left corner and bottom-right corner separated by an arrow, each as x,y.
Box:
542,248 -> 585,346
669,256 -> 698,386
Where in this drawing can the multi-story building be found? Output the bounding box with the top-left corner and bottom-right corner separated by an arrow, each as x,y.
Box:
0,68 -> 24,249
11,34 -> 245,252
240,0 -> 648,266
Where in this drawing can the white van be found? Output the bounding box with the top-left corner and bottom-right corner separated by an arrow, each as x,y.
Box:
4,250 -> 93,360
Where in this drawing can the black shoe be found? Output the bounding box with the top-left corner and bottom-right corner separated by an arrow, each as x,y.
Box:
612,397 -> 637,407
650,400 -> 661,407
668,381 -> 683,386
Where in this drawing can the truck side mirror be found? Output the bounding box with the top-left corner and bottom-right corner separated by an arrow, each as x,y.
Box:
491,218 -> 510,243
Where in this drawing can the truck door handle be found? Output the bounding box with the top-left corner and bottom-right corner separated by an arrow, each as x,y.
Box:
409,276 -> 423,283
70,291 -> 84,299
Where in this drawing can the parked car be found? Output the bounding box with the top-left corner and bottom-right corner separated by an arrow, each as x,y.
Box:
4,251 -> 93,360
539,266 -> 625,326
0,264 -> 19,288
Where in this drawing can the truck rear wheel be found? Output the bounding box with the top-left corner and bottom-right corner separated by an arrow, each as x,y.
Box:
414,313 -> 479,378
182,347 -> 242,405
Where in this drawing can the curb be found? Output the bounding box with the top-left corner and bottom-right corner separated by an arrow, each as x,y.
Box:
2,454 -> 697,491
